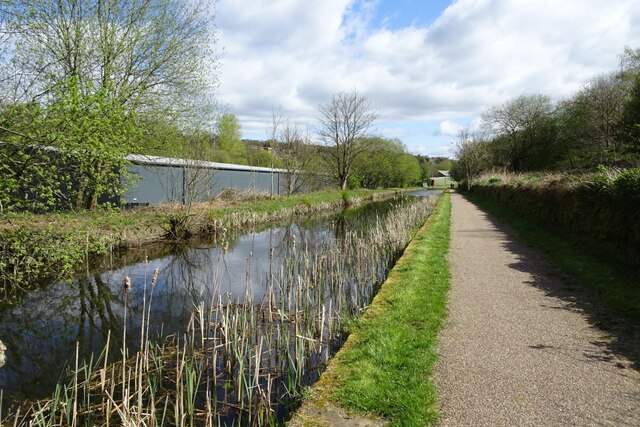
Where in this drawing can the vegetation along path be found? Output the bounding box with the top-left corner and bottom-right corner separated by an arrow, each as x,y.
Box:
436,192 -> 640,426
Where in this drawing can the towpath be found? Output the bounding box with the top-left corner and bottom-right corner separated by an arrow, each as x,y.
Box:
435,192 -> 640,426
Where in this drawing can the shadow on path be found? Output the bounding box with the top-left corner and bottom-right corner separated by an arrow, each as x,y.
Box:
461,192 -> 640,372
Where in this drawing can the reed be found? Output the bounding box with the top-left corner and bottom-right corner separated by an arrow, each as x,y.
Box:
1,195 -> 438,426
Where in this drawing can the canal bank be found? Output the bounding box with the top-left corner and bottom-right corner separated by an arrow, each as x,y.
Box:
0,188 -> 408,295
290,192 -> 451,426
1,190 -> 442,425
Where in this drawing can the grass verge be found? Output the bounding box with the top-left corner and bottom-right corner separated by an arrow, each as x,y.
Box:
300,192 -> 451,426
464,191 -> 640,323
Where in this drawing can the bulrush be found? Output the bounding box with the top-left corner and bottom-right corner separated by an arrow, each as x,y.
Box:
150,268 -> 159,287
0,339 -> 6,368
7,195 -> 439,426
123,275 -> 131,292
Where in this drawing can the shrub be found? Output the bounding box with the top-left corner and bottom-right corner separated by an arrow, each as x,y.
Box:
613,168 -> 640,200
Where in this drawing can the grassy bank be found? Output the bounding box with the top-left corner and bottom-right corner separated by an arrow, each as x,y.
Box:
293,192 -> 451,426
0,188 -> 405,296
464,191 -> 640,323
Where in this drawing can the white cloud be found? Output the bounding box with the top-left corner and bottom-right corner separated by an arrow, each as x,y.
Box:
435,120 -> 463,137
214,0 -> 640,155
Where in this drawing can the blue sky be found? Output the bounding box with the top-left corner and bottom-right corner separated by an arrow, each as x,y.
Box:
215,0 -> 640,158
371,0 -> 453,29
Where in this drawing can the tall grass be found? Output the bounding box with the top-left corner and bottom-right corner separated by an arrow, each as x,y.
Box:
2,195 -> 437,426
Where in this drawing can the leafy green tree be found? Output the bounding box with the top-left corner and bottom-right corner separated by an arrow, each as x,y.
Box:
353,137 -> 421,188
215,113 -> 247,165
353,137 -> 403,189
394,153 -> 422,187
0,0 -> 218,211
247,146 -> 277,168
619,49 -> 640,157
564,74 -> 629,165
44,78 -> 140,210
0,79 -> 139,211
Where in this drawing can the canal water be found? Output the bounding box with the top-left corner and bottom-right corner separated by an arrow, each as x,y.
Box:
0,190 -> 440,416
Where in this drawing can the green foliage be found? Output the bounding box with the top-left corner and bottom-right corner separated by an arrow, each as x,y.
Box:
354,137 -> 422,188
473,47 -> 640,175
136,118 -> 214,161
216,113 -> 248,165
0,78 -> 140,212
0,227 -> 87,295
620,76 -> 640,149
3,0 -> 216,119
44,78 -> 140,210
247,146 -> 277,167
0,143 -> 62,213
470,172 -> 640,265
346,174 -> 361,190
613,167 -> 640,200
586,166 -> 640,200
395,153 -> 422,187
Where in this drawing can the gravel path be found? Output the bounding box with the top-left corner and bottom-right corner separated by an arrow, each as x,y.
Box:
435,193 -> 640,426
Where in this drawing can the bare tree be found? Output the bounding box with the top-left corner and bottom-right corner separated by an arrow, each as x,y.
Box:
570,74 -> 631,161
1,0 -> 216,114
453,127 -> 491,190
481,94 -> 554,171
270,109 -> 316,195
318,89 -> 378,190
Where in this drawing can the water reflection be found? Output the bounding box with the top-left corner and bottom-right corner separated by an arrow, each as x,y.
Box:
0,190 -> 441,406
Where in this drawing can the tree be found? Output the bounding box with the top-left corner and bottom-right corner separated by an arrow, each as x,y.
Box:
0,0 -> 217,211
619,47 -> 640,156
0,78 -> 139,211
318,89 -> 378,190
568,74 -> 630,163
352,137 -> 421,188
247,145 -> 277,168
46,78 -> 139,210
620,76 -> 640,153
481,94 -> 555,171
452,127 -> 491,190
1,0 -> 215,113
354,137 -> 403,189
270,110 -> 316,195
215,112 -> 247,165
394,153 -> 422,187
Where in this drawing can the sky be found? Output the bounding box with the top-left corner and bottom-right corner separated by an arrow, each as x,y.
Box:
214,0 -> 640,158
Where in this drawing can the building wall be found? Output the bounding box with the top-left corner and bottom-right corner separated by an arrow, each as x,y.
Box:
123,163 -> 284,206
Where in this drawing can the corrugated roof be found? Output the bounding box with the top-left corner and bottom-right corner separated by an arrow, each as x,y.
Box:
125,153 -> 286,173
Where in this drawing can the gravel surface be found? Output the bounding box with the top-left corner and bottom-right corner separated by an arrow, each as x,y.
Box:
436,193 -> 640,426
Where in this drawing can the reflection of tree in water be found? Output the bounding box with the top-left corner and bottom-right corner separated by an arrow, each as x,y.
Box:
0,273 -> 126,402
0,194 -> 429,408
